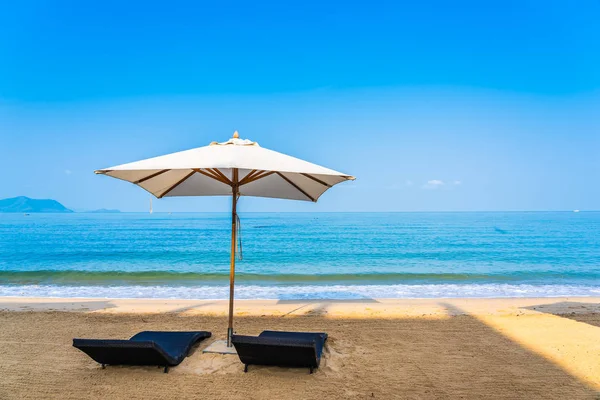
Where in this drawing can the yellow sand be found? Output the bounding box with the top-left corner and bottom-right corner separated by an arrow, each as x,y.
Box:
0,297 -> 599,399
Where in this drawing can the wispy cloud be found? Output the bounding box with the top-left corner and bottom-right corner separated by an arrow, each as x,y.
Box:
405,180 -> 413,187
422,179 -> 462,189
64,169 -> 72,175
422,179 -> 444,189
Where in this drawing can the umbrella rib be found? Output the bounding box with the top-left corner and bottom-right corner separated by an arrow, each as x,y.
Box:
157,170 -> 196,198
301,173 -> 332,188
209,168 -> 233,185
198,168 -> 221,180
238,169 -> 259,185
193,169 -> 232,186
242,171 -> 275,185
133,169 -> 170,184
275,172 -> 316,202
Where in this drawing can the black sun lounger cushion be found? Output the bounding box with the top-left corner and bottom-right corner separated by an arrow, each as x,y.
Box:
73,331 -> 211,372
231,330 -> 328,373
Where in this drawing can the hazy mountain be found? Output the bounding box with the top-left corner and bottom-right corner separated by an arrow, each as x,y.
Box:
85,208 -> 121,213
0,196 -> 73,213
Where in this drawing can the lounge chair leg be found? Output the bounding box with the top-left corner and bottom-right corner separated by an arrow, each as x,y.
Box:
101,364 -> 105,369
164,366 -> 169,374
309,367 -> 313,374
244,364 -> 248,373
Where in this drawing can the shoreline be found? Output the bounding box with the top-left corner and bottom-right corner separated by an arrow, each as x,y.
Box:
1,293 -> 600,300
2,296 -> 600,316
2,283 -> 599,300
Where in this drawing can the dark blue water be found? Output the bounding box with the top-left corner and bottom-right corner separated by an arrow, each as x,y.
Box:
0,212 -> 599,299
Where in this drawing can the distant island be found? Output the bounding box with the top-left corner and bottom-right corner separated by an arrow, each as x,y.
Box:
0,196 -> 73,213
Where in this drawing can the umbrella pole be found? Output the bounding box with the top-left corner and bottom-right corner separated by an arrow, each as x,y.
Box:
227,169 -> 239,347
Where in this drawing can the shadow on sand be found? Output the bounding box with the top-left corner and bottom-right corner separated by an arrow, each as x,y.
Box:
276,298 -> 379,317
428,302 -> 599,398
1,301 -> 598,398
522,300 -> 600,328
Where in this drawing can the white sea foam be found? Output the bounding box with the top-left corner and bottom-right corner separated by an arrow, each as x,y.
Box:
1,284 -> 599,300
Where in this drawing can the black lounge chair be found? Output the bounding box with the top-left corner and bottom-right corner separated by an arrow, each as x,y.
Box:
73,331 -> 211,373
232,330 -> 328,374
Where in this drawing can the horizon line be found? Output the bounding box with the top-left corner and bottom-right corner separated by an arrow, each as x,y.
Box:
21,210 -> 600,214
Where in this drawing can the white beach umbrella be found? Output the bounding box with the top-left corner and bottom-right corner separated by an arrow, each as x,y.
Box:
95,132 -> 355,346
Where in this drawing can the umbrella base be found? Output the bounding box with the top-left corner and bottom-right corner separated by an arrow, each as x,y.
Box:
202,340 -> 238,355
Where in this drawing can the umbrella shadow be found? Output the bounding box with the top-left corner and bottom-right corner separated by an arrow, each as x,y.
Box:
168,301 -> 221,315
276,298 -> 379,317
521,300 -> 600,328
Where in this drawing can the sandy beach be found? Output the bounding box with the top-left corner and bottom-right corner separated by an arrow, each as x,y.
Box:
1,297 -> 599,399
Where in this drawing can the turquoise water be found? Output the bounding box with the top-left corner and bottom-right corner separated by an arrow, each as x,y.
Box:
1,212 -> 599,299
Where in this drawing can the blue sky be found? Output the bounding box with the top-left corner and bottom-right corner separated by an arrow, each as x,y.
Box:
0,0 -> 599,211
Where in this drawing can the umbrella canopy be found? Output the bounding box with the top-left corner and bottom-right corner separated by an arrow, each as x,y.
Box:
95,132 -> 355,346
95,133 -> 354,202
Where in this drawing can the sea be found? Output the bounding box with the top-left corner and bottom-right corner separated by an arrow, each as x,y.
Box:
1,212 -> 599,300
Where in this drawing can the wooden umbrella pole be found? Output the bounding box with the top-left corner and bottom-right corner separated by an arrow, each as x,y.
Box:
227,169 -> 239,347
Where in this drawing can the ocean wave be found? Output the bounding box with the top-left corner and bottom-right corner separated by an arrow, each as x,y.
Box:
1,283 -> 599,300
0,269 -> 599,286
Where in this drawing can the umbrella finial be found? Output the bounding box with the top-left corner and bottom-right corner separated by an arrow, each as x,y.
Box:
233,131 -> 239,139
